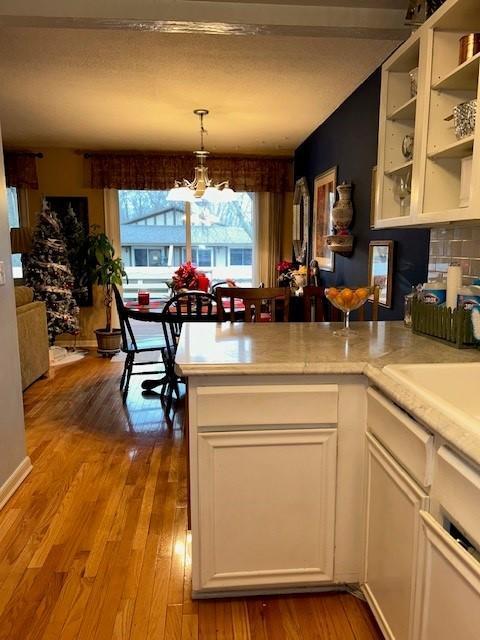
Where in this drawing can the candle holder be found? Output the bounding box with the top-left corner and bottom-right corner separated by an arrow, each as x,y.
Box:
138,290 -> 150,306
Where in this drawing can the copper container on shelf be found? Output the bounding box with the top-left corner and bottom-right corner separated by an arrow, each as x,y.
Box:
459,34 -> 480,65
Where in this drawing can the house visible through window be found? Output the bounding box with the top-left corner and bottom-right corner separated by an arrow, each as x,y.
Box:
7,187 -> 23,279
118,190 -> 254,299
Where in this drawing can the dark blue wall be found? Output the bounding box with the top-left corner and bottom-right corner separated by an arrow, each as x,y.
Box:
294,68 -> 430,320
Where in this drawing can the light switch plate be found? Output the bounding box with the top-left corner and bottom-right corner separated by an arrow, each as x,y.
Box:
0,261 -> 5,285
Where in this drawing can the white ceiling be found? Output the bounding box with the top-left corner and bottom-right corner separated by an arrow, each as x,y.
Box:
0,1 -> 406,154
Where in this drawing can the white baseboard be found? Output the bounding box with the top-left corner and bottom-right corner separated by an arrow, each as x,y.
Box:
0,457 -> 32,510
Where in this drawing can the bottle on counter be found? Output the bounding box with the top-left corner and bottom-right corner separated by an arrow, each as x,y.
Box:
457,284 -> 480,311
420,280 -> 447,306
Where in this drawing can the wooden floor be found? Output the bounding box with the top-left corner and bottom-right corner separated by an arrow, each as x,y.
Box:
0,354 -> 383,639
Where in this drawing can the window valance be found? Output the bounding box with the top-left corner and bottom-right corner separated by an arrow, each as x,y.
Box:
87,152 -> 293,193
4,151 -> 41,189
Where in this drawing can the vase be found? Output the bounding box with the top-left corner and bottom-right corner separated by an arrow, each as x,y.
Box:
332,183 -> 353,232
292,273 -> 307,296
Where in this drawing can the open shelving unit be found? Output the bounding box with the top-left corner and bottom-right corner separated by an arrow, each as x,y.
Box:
375,0 -> 480,228
375,32 -> 422,226
428,135 -> 474,160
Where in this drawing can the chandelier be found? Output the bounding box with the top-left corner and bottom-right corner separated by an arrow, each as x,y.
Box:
167,109 -> 235,204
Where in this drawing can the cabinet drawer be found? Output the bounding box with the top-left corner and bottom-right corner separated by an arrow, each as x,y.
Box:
195,384 -> 338,428
433,446 -> 480,547
367,388 -> 433,488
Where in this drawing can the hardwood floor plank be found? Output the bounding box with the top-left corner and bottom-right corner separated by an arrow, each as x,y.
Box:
165,604 -> 183,640
230,600 -> 252,640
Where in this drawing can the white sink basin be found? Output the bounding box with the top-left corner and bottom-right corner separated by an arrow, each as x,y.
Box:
383,362 -> 480,429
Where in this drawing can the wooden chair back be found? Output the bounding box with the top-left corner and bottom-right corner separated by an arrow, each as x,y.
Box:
112,284 -> 139,352
357,285 -> 380,321
302,286 -> 325,322
215,286 -> 290,323
160,290 -> 218,361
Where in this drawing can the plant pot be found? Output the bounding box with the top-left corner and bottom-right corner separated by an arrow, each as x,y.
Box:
95,328 -> 122,356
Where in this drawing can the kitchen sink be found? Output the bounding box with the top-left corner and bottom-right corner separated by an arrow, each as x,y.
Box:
383,362 -> 480,429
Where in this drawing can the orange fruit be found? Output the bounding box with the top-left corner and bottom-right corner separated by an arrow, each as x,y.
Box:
341,288 -> 353,304
327,287 -> 338,299
356,287 -> 369,300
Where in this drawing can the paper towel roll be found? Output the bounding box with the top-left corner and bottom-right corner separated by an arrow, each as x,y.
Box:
447,264 -> 462,309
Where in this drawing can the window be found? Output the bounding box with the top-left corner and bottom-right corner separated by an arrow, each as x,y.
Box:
134,248 -> 148,267
230,248 -> 252,266
7,187 -> 23,279
118,190 -> 254,299
187,247 -> 213,268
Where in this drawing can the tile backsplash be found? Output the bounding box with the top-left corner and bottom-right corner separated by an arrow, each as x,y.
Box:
428,225 -> 480,285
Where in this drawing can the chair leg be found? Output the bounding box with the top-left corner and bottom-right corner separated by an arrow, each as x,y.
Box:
122,353 -> 134,403
120,355 -> 129,390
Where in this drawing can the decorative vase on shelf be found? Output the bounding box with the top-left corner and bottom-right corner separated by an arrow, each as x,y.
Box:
332,183 -> 353,232
402,134 -> 414,161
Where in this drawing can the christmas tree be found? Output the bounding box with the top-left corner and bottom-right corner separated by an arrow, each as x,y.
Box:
61,203 -> 89,305
25,201 -> 80,345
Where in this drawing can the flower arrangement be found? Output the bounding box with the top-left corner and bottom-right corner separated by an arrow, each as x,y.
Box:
276,260 -> 295,286
170,262 -> 200,291
170,262 -> 210,293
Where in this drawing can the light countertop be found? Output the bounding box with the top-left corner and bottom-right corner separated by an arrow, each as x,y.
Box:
175,321 -> 480,467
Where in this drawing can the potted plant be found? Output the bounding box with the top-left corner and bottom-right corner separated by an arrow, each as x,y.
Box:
86,228 -> 126,355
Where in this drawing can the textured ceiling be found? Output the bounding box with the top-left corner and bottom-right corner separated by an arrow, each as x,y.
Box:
0,26 -> 398,154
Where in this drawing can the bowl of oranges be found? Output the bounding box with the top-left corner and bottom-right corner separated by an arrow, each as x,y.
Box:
325,286 -> 372,335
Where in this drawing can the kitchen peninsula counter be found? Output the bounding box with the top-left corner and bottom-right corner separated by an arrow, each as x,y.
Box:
176,321 -> 480,467
176,321 -> 480,599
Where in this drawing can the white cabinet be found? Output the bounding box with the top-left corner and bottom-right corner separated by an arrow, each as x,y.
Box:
412,512 -> 480,640
364,433 -> 428,640
194,427 -> 337,593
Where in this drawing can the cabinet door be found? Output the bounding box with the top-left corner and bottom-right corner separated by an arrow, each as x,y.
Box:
364,434 -> 428,640
412,512 -> 480,640
194,428 -> 337,592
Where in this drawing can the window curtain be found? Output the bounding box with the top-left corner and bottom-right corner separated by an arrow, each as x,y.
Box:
4,151 -> 39,189
88,153 -> 292,193
255,192 -> 286,287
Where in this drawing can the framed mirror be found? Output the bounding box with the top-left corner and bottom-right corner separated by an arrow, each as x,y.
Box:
292,177 -> 310,265
368,240 -> 394,308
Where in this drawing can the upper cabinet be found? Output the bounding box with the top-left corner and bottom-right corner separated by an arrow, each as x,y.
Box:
375,0 -> 480,228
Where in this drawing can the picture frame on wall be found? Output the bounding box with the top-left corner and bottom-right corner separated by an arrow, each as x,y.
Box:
313,166 -> 337,272
368,240 -> 394,308
292,177 -> 310,266
370,166 -> 377,229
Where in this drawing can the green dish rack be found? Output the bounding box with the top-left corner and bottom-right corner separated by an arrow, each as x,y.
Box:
411,299 -> 478,348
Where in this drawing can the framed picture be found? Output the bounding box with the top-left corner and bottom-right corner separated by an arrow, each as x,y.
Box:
313,167 -> 337,272
368,240 -> 394,308
370,166 -> 377,229
292,177 -> 310,265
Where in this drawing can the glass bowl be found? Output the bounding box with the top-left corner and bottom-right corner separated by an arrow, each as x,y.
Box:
325,286 -> 372,336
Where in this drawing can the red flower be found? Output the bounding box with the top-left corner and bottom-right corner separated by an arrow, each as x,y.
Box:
171,261 -> 200,291
276,260 -> 294,274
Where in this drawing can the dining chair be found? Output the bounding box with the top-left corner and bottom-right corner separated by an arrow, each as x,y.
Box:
302,285 -> 325,322
113,284 -> 167,403
210,280 -> 237,292
215,286 -> 290,322
160,290 -> 218,413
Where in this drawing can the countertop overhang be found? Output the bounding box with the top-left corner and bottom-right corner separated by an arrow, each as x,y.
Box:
175,321 -> 480,468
